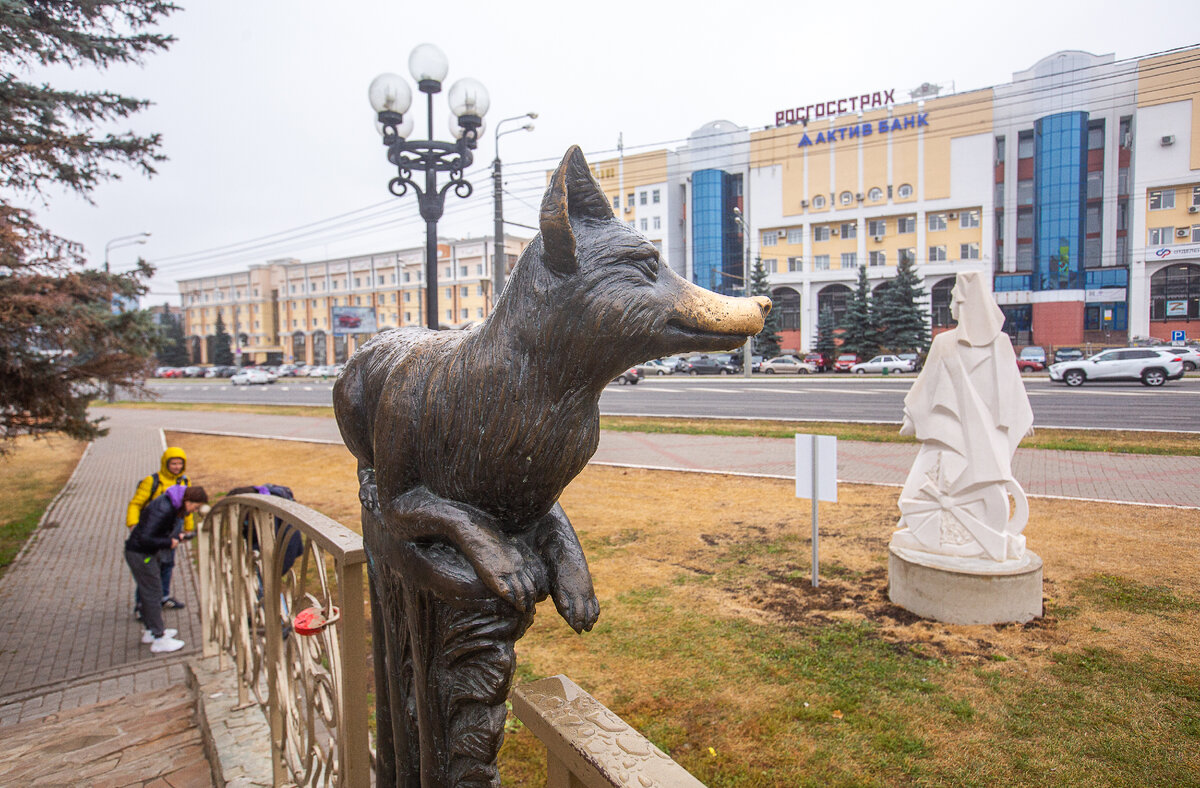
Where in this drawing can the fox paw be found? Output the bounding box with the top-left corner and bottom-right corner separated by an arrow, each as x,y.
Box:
550,562 -> 599,633
358,482 -> 379,513
473,538 -> 542,614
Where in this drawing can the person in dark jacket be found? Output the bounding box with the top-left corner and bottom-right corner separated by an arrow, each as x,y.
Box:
125,485 -> 208,653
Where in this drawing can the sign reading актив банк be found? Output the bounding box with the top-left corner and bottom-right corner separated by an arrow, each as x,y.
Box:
774,88 -> 931,148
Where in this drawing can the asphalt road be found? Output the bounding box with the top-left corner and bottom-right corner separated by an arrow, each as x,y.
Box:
135,374 -> 1200,432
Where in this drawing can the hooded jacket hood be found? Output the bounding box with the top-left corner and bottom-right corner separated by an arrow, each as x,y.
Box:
160,447 -> 187,482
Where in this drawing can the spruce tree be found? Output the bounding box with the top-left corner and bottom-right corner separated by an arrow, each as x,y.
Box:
840,266 -> 878,359
157,304 -> 189,366
748,258 -> 782,358
211,310 -> 234,365
875,256 -> 930,353
815,308 -> 838,364
0,2 -> 177,450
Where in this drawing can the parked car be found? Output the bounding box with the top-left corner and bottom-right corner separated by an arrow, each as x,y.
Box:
613,366 -> 642,385
677,355 -> 738,375
1053,347 -> 1084,364
1017,346 -> 1047,372
637,359 -> 674,376
850,354 -> 915,374
897,352 -> 923,372
182,366 -> 203,377
1151,346 -> 1200,371
231,368 -> 274,386
833,353 -> 858,372
759,355 -> 817,374
804,352 -> 830,372
1048,348 -> 1184,387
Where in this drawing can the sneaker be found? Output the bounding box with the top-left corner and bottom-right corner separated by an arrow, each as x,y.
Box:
142,628 -> 177,644
150,635 -> 185,653
162,597 -> 186,610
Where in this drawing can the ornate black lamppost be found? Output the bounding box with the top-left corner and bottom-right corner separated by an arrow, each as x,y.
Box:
369,44 -> 490,330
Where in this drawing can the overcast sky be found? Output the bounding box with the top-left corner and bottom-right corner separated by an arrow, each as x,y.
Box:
22,0 -> 1200,304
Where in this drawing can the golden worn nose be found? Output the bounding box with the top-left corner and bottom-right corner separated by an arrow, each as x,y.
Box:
752,296 -> 772,317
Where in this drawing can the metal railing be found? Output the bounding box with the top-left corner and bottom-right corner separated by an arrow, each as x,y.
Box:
198,493 -> 370,787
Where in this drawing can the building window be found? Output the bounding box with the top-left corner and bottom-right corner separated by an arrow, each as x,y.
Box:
1086,170 -> 1103,200
626,193 -> 634,208
1017,132 -> 1034,158
405,312 -> 412,322
476,285 -> 484,296
1087,124 -> 1105,150
763,258 -> 778,273
840,223 -> 857,239
899,248 -> 916,264
1149,190 -> 1175,210
461,286 -> 469,297
787,257 -> 803,272
443,266 -> 451,278
897,216 -> 915,234
1016,210 -> 1034,238
813,255 -> 830,271
1017,179 -> 1034,206
1193,225 -> 1200,243
652,189 -> 660,204
995,136 -> 1006,164
445,310 -> 452,320
459,266 -> 467,276
786,228 -> 803,244
960,211 -> 980,229
840,191 -> 853,205
811,194 -> 826,209
929,245 -> 947,262
403,291 -> 411,302
867,219 -> 886,236
612,196 -> 619,209
960,243 -> 980,260
1149,227 -> 1174,246
813,226 -> 830,242
897,184 -> 913,199
1193,186 -> 1200,206
639,191 -> 647,206
931,279 -> 955,327
653,216 -> 661,230
353,278 -> 360,288
1150,264 -> 1200,320
817,284 -> 851,324
640,218 -> 648,231
461,308 -> 468,319
1016,244 -> 1033,270
840,252 -> 857,269
868,251 -> 886,267
444,287 -> 452,299
868,187 -> 883,201
928,214 -> 947,232
762,233 -> 778,247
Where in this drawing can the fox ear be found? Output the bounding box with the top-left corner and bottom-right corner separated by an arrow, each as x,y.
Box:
539,146 -> 614,275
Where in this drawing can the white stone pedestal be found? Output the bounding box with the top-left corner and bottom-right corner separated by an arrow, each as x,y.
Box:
887,545 -> 1043,625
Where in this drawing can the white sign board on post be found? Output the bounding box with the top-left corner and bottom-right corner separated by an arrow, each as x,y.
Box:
795,434 -> 837,587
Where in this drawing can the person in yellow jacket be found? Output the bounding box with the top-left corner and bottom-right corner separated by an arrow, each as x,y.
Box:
126,447 -> 194,616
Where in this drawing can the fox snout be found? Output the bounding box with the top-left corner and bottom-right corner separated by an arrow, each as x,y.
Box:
666,274 -> 771,351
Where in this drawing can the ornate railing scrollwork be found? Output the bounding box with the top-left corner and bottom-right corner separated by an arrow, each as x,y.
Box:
198,494 -> 371,788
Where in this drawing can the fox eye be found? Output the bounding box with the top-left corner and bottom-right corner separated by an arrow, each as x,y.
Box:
629,253 -> 659,281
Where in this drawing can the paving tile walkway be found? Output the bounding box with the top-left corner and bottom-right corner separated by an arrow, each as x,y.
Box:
0,415 -> 202,723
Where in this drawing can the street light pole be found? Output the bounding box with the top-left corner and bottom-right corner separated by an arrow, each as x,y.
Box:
732,208 -> 754,378
492,113 -> 536,305
370,44 -> 491,330
104,231 -> 151,273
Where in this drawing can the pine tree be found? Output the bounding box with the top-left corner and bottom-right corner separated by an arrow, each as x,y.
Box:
875,255 -> 930,353
211,310 -> 234,366
0,2 -> 177,450
840,266 -> 878,359
156,304 -> 189,366
748,258 -> 782,358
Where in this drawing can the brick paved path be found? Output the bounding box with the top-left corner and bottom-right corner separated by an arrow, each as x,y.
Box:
93,407 -> 1200,509
0,417 -> 202,724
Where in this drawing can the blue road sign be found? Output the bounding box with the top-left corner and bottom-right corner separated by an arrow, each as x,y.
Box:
1172,330 -> 1186,342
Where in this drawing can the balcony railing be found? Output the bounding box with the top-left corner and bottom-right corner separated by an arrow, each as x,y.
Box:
198,493 -> 370,787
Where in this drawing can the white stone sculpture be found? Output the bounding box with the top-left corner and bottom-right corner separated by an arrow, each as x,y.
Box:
891,271 -> 1034,563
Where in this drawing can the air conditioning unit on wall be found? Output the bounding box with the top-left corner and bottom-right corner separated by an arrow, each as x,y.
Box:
873,235 -> 883,243
1161,135 -> 1175,146
777,230 -> 787,238
948,212 -> 958,219
1177,228 -> 1190,237
801,199 -> 809,208
1189,205 -> 1199,214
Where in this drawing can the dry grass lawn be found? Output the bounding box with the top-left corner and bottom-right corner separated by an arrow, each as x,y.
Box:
0,435 -> 87,578
170,431 -> 1200,787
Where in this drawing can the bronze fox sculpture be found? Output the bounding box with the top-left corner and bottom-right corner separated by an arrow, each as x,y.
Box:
334,145 -> 769,786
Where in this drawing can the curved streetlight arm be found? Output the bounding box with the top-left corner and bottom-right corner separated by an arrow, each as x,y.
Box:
104,231 -> 150,272
492,112 -> 536,304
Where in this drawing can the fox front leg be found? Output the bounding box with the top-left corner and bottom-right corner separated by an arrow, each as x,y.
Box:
535,503 -> 600,633
382,486 -> 544,612
357,466 -> 379,512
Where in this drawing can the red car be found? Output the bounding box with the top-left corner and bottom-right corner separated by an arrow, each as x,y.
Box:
804,352 -> 830,372
834,353 -> 858,372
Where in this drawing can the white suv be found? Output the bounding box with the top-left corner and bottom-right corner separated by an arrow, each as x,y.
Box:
1048,348 -> 1185,387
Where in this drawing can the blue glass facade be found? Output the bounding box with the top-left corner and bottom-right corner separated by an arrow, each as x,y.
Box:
691,169 -> 743,295
1033,112 -> 1088,291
